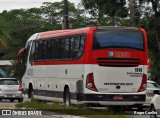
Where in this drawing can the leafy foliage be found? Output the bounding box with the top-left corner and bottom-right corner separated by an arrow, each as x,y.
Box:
81,0 -> 128,25
0,0 -> 160,82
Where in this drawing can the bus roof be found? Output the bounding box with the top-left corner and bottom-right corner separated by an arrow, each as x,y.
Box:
28,26 -> 139,41
38,27 -> 94,39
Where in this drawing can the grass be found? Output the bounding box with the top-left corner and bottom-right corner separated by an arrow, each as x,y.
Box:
16,100 -> 126,118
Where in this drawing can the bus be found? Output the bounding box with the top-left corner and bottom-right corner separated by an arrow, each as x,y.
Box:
18,26 -> 148,107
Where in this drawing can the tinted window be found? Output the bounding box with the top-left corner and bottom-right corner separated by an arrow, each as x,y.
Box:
94,30 -> 144,50
0,79 -> 19,85
54,39 -> 61,60
147,82 -> 160,89
46,40 -> 52,60
0,66 -> 12,78
37,41 -> 43,60
42,40 -> 47,60
63,38 -> 70,59
29,34 -> 85,61
29,41 -> 36,61
0,69 -> 6,78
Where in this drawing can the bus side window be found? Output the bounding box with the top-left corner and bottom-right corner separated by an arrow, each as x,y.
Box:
63,37 -> 70,60
51,39 -> 55,60
53,39 -> 60,60
59,38 -> 65,60
70,35 -> 85,59
70,37 -> 76,59
37,41 -> 43,61
46,40 -> 52,60
78,35 -> 85,56
42,40 -> 47,60
29,41 -> 36,62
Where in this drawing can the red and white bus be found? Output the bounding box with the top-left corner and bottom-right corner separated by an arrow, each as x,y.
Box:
18,26 -> 148,107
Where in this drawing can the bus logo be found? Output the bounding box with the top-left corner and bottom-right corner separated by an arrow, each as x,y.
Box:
108,52 -> 114,57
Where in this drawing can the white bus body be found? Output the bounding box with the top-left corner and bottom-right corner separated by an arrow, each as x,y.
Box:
20,26 -> 148,106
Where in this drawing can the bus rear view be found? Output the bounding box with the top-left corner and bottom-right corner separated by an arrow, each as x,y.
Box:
84,27 -> 148,106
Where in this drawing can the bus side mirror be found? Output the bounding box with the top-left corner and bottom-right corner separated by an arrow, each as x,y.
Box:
17,48 -> 27,62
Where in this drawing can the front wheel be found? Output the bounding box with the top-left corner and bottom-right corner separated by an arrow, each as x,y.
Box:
18,98 -> 23,103
150,105 -> 157,118
28,87 -> 34,100
64,88 -> 70,106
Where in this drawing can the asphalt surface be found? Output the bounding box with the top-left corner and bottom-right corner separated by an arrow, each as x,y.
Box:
0,96 -> 152,118
0,99 -> 58,118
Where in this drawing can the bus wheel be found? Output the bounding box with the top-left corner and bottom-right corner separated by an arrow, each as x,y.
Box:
64,88 -> 70,106
18,98 -> 23,103
30,91 -> 34,101
28,87 -> 34,100
10,99 -> 14,102
108,106 -> 122,112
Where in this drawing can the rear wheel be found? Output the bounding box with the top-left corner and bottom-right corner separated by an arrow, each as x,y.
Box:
108,106 -> 123,112
10,99 -> 14,102
150,105 -> 157,118
64,88 -> 70,106
18,98 -> 23,103
28,85 -> 34,100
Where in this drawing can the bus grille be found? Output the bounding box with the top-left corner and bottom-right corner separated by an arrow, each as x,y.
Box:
97,58 -> 140,67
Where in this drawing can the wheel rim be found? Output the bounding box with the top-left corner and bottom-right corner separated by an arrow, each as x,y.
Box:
150,106 -> 156,118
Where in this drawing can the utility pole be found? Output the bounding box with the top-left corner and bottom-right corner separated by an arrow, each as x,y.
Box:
129,0 -> 136,27
63,0 -> 69,29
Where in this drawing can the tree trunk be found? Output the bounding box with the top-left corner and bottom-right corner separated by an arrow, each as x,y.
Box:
63,0 -> 69,29
150,0 -> 160,52
129,0 -> 135,27
111,16 -> 115,26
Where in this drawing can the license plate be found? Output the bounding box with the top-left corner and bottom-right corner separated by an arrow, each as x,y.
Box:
113,96 -> 123,100
6,94 -> 13,97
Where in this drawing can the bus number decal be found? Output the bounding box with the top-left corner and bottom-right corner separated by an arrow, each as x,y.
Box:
135,68 -> 142,72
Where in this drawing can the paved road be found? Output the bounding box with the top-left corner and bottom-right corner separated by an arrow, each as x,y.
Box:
0,99 -> 83,118
0,99 -> 59,118
0,96 -> 152,118
0,100 -> 16,109
89,106 -> 150,118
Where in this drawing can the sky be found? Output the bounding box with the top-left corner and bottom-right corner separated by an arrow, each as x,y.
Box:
0,0 -> 81,13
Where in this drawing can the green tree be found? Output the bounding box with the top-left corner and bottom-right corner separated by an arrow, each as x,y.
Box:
137,0 -> 160,80
41,1 -> 84,29
81,0 -> 128,25
0,15 -> 9,50
0,32 -> 8,49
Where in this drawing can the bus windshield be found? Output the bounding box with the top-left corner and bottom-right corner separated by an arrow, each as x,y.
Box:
93,30 -> 144,50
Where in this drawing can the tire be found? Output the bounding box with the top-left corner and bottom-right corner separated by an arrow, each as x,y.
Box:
137,106 -> 143,110
18,98 -> 23,103
30,90 -> 34,99
10,99 -> 14,102
108,106 -> 122,112
28,89 -> 31,98
28,87 -> 34,100
150,105 -> 157,118
64,88 -> 70,106
29,91 -> 34,101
